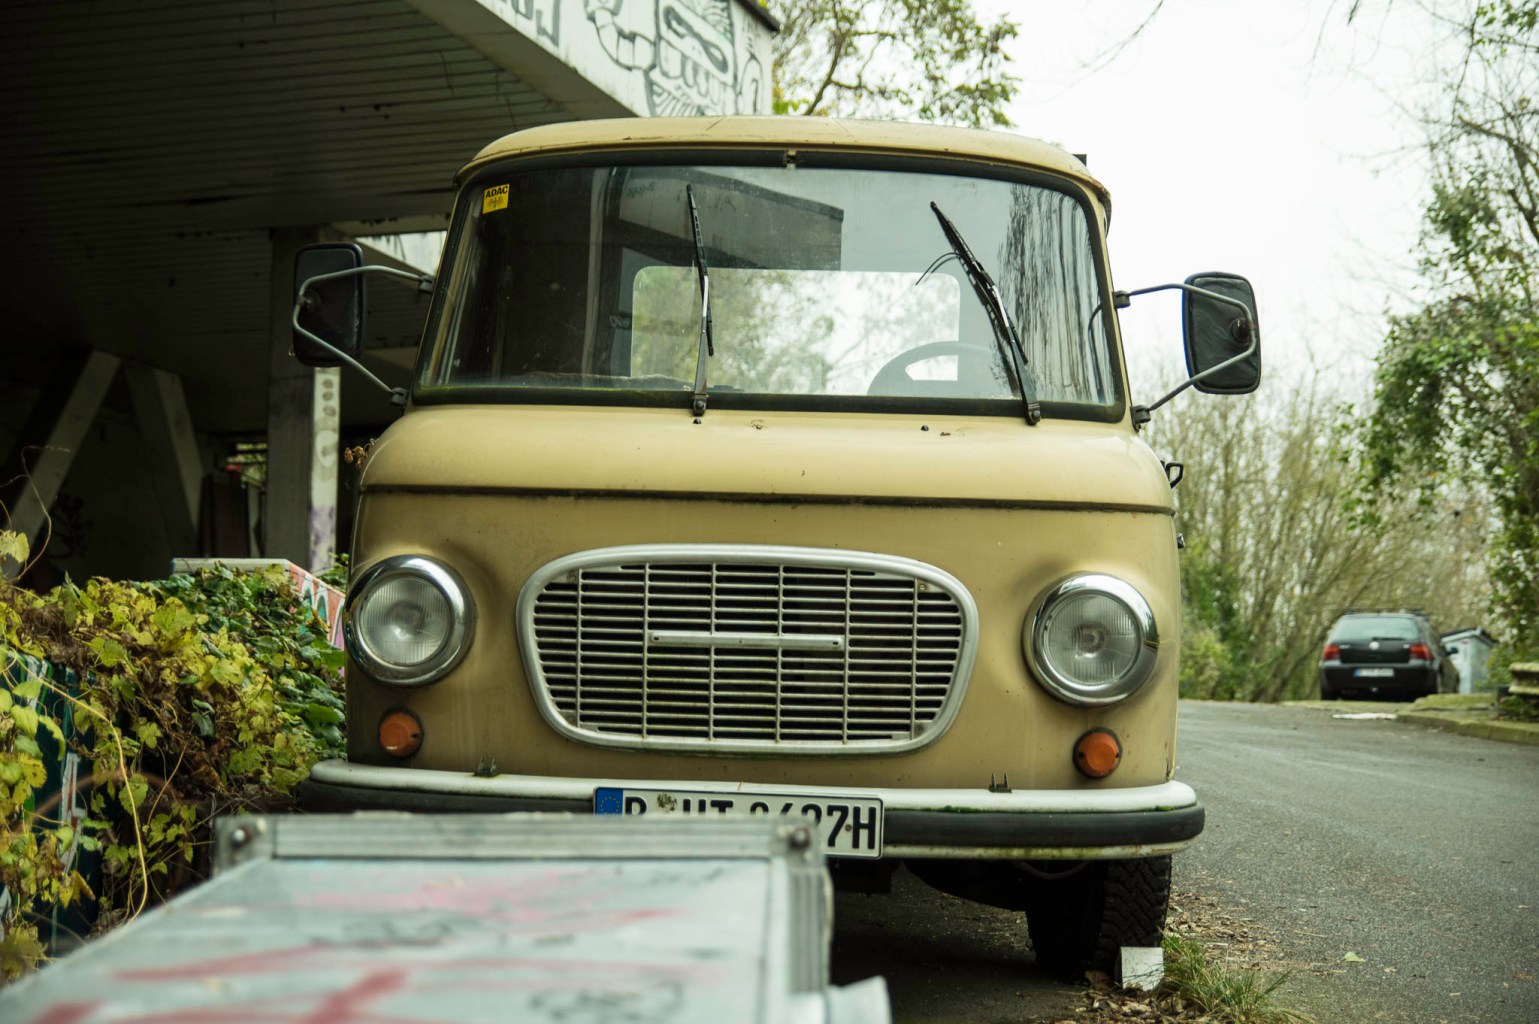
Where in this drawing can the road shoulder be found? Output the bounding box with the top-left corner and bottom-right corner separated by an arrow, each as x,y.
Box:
1282,697 -> 1539,746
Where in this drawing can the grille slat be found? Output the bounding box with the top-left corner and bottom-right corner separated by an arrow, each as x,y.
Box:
523,548 -> 974,753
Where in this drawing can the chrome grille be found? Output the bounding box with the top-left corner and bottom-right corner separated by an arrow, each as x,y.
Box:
519,546 -> 977,754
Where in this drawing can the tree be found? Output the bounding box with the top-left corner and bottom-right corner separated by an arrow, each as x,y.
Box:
1148,375 -> 1490,701
1356,2 -> 1538,653
765,0 -> 1020,127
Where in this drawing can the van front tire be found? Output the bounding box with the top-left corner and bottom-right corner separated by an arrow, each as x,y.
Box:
1025,855 -> 1172,978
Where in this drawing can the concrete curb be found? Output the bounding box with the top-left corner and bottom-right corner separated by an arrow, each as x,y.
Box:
1393,711 -> 1539,746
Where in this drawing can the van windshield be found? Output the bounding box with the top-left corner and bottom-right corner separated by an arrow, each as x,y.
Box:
420,160 -> 1119,414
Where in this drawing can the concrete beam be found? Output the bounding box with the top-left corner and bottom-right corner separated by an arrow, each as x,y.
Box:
334,214 -> 456,238
125,364 -> 204,554
6,350 -> 121,567
407,0 -> 636,121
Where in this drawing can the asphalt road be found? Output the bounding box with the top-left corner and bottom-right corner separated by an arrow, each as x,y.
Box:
1177,700 -> 1539,1024
831,866 -> 1081,1022
828,701 -> 1539,1023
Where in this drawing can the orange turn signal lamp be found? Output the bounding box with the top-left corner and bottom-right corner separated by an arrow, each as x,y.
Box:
379,709 -> 424,758
1073,727 -> 1122,779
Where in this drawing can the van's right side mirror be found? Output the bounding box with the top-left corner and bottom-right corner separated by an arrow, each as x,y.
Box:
1182,272 -> 1260,395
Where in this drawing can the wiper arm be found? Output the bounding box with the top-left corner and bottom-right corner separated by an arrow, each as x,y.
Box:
686,184 -> 714,418
929,202 -> 1041,425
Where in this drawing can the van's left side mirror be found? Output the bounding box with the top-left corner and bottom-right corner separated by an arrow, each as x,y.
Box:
1182,272 -> 1260,395
293,243 -> 365,368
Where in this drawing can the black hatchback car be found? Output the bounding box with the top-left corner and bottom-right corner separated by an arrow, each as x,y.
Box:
1318,612 -> 1459,700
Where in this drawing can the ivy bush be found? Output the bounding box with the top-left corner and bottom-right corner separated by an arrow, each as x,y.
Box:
0,530 -> 345,979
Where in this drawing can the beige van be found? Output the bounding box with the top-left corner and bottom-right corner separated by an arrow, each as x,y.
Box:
294,116 -> 1260,975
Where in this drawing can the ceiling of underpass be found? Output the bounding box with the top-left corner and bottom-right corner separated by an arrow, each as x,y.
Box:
0,0 -> 629,434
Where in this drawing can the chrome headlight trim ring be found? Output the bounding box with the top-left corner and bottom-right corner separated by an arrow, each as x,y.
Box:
1028,573 -> 1158,707
344,555 -> 474,687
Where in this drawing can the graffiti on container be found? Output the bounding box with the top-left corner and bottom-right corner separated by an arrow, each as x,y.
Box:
75,949 -> 709,1024
305,864 -> 680,936
284,563 -> 346,649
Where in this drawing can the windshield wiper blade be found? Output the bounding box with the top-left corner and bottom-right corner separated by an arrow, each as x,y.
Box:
929,202 -> 1041,425
686,184 -> 714,417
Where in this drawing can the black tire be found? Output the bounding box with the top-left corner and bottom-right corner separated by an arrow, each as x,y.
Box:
1025,855 -> 1171,978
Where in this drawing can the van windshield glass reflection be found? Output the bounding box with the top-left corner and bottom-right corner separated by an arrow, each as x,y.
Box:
425,163 -> 1117,412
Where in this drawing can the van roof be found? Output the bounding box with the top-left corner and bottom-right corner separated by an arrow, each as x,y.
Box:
459,116 -> 1110,211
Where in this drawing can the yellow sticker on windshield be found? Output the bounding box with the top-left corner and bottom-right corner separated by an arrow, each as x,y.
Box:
482,184 -> 509,214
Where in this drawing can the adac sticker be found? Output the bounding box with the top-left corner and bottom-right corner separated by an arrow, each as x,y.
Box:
482,184 -> 510,214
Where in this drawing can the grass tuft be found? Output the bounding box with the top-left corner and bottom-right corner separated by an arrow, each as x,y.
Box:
1159,932 -> 1315,1024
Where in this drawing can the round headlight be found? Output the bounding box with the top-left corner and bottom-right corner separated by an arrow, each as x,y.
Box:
345,556 -> 473,686
1028,574 -> 1157,706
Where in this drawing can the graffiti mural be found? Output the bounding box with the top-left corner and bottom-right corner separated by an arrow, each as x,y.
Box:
585,0 -> 765,115
494,0 -> 563,47
0,648 -> 102,949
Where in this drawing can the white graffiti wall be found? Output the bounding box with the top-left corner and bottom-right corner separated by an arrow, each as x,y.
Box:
474,0 -> 773,117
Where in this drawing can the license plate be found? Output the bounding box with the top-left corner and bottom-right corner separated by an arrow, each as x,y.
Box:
594,787 -> 884,858
1355,667 -> 1395,678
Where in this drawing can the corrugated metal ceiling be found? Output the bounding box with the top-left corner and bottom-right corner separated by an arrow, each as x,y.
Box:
1,0 -> 577,432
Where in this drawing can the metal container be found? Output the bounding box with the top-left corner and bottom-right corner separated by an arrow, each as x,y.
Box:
0,813 -> 889,1024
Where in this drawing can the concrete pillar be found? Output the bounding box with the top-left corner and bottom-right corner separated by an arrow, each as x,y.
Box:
266,227 -> 340,572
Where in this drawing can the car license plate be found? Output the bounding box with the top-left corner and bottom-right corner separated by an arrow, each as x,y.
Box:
594,787 -> 883,858
1354,667 -> 1395,678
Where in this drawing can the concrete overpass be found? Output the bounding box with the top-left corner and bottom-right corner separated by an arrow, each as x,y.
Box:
0,0 -> 775,584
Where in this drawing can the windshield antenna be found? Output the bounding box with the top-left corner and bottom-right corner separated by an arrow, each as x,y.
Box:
686,184 -> 714,418
929,202 -> 1041,425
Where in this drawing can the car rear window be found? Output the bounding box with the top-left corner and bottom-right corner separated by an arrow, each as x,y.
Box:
1332,616 -> 1419,642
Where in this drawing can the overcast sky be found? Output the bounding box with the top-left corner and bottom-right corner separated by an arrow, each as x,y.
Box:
980,0 -> 1452,400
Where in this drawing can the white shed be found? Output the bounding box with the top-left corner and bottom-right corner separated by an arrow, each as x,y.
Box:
1441,628 -> 1499,694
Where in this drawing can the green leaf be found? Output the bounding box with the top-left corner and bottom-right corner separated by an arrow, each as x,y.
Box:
209,658 -> 243,686
302,703 -> 344,728
0,530 -> 29,566
135,721 -> 162,750
315,646 -> 348,672
88,637 -> 129,668
9,705 -> 39,738
118,774 -> 150,815
37,714 -> 65,746
151,603 -> 196,639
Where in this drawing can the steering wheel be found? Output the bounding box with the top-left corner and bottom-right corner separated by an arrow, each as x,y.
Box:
867,341 -> 1008,398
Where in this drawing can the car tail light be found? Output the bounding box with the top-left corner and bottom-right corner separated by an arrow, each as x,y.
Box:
1410,642 -> 1432,660
1323,643 -> 1341,660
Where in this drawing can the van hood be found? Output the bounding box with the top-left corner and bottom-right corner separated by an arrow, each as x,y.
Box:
361,405 -> 1174,514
